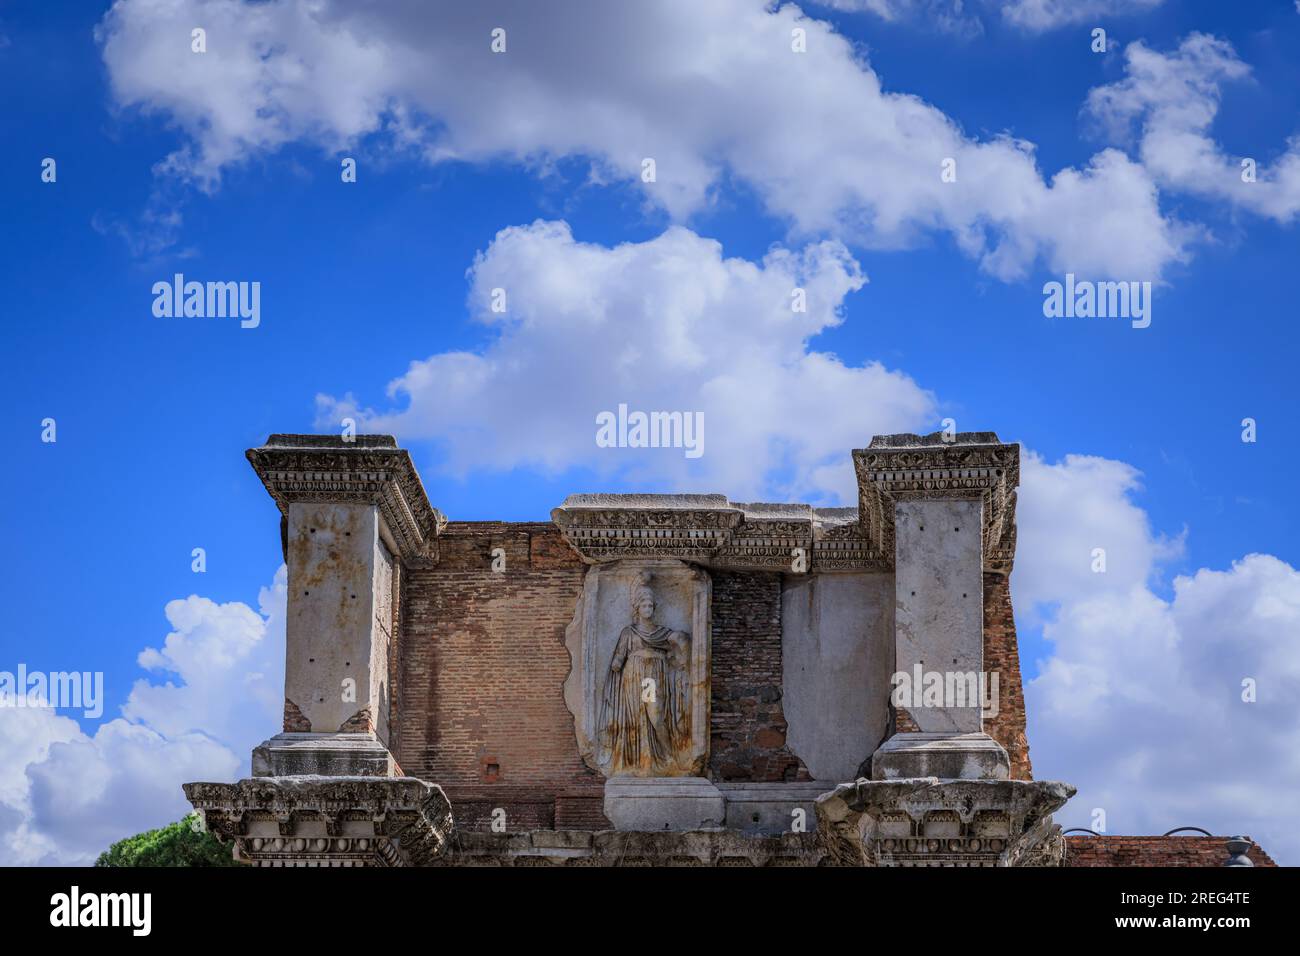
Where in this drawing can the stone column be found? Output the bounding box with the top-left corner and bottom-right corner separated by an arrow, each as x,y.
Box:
893,497 -> 984,734
852,433 -> 1019,780
246,434 -> 445,777
187,434 -> 453,866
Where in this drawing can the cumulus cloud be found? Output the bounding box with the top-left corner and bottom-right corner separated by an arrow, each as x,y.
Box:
125,580 -> 285,744
96,0 -> 1189,279
317,221 -> 935,502
1085,33 -> 1300,222
1015,451 -> 1184,621
1016,454 -> 1300,864
24,720 -> 240,866
0,706 -> 82,865
0,568 -> 285,865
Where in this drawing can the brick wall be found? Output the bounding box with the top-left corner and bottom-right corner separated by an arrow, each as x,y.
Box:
984,571 -> 1032,779
395,522 -> 607,830
706,571 -> 810,782
396,526 -> 822,826
1066,835 -> 1276,867
394,523 -> 1033,824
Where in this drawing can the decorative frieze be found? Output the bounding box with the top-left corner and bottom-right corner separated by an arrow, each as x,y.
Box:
716,504 -> 815,570
852,432 -> 1020,575
184,776 -> 453,867
247,434 -> 446,562
811,509 -> 888,572
551,496 -> 888,572
551,494 -> 742,563
815,777 -> 1074,867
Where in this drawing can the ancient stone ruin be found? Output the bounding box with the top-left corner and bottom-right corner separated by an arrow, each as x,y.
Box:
181,431 -> 1259,866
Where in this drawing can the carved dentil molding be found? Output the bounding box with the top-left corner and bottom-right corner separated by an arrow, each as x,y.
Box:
247,435 -> 446,562
551,496 -> 889,573
852,432 -> 1020,575
814,777 -> 1074,867
184,776 -> 454,867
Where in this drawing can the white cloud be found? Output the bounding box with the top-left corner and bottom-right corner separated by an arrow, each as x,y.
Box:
125,580 -> 285,744
1001,0 -> 1165,33
1085,33 -> 1300,222
96,0 -> 1189,280
1014,451 -> 1184,620
24,720 -> 240,866
0,568 -> 285,865
317,221 -> 936,502
1016,454 -> 1300,865
818,0 -> 1166,34
0,706 -> 82,865
812,0 -> 985,36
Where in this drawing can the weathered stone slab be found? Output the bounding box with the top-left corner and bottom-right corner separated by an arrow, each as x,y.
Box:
871,732 -> 1010,780
894,498 -> 984,733
603,776 -> 725,831
252,732 -> 397,777
282,501 -> 394,740
718,781 -> 833,834
781,573 -> 894,780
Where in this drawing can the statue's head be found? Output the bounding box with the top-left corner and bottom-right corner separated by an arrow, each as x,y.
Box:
631,572 -> 655,621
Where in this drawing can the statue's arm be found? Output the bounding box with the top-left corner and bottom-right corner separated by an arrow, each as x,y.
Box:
609,629 -> 630,670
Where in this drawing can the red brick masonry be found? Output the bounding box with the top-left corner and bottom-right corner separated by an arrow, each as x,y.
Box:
1066,836 -> 1275,867
984,571 -> 1031,779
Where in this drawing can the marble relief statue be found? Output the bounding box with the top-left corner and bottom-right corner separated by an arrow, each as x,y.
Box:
599,572 -> 692,775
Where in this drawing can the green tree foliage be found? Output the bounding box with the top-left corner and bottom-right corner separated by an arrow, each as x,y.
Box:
95,815 -> 242,867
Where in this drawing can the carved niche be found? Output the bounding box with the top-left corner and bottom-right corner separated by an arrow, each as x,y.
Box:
564,560 -> 711,777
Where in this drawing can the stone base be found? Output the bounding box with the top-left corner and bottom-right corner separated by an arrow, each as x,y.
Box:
252,733 -> 397,777
718,782 -> 832,834
815,776 -> 1075,866
603,776 -> 725,831
871,732 -> 1010,781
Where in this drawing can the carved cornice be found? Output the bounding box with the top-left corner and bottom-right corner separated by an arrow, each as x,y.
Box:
550,496 -> 888,572
815,777 -> 1074,867
551,494 -> 742,563
247,435 -> 446,562
184,776 -> 453,867
852,432 -> 1020,575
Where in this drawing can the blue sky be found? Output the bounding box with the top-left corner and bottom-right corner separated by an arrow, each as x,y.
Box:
1,0 -> 1298,864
